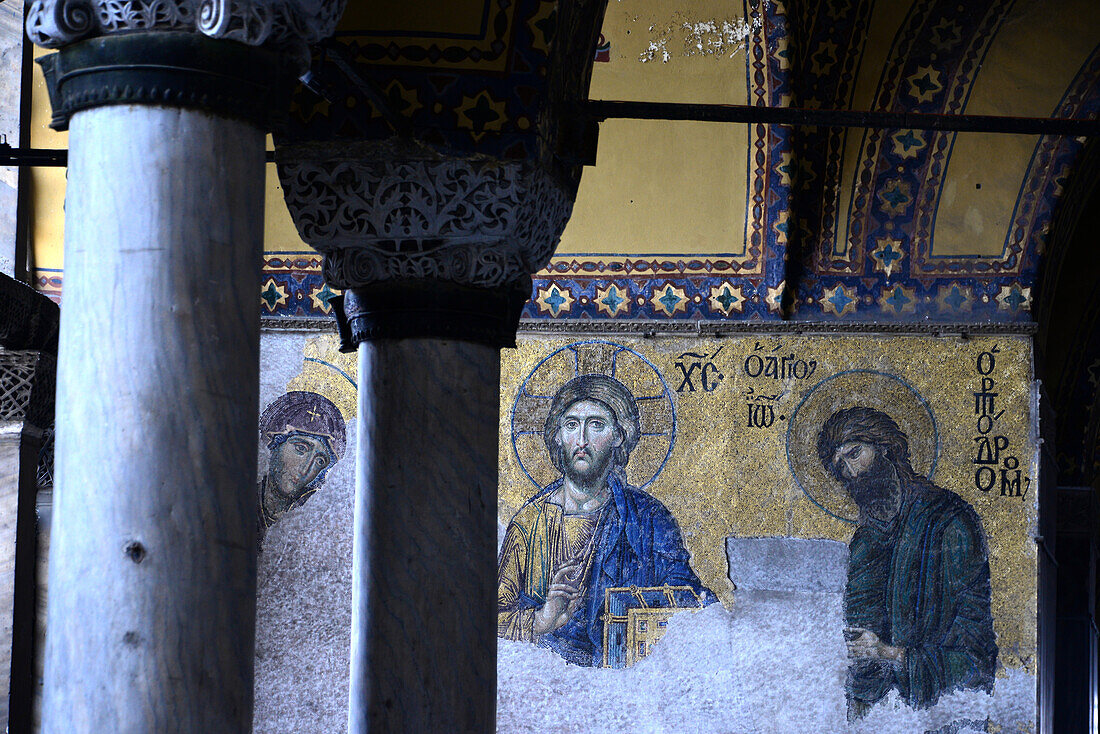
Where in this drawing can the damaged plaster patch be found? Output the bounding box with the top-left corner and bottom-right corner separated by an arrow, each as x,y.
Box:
498,600 -> 1036,733
498,596 -> 849,732
639,14 -> 760,63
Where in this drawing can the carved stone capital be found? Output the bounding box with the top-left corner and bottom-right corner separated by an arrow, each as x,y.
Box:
0,276 -> 58,430
277,148 -> 574,293
29,0 -> 347,131
27,0 -> 345,56
276,142 -> 575,347
37,31 -> 291,131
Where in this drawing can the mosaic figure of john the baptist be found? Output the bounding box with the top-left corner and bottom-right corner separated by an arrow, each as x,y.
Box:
497,374 -> 716,667
818,407 -> 998,717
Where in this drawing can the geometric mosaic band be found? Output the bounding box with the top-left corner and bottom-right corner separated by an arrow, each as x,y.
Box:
33,258 -> 1037,322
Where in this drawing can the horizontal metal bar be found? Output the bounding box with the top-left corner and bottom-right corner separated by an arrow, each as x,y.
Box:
1,145 -> 279,168
0,146 -> 67,167
583,100 -> 1100,136
4,100 -> 1096,169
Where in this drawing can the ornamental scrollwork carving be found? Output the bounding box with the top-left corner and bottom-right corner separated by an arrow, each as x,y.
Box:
25,0 -> 99,47
278,156 -> 574,290
27,0 -> 345,54
37,428 -> 55,490
198,0 -> 344,46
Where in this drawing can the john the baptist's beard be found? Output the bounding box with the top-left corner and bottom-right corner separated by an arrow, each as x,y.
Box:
844,451 -> 900,518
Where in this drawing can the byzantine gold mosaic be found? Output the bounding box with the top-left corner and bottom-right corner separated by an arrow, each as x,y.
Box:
499,334 -> 1038,672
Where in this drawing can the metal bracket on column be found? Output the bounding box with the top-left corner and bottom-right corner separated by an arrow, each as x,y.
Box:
37,31 -> 292,132
555,111 -> 600,167
335,280 -> 530,352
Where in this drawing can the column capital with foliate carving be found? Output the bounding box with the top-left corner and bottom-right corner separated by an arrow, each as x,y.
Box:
276,140 -> 575,348
27,0 -> 347,130
27,0 -> 345,54
271,0 -> 608,348
277,141 -> 573,294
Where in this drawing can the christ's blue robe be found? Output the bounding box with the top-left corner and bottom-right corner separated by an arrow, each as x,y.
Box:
497,473 -> 716,667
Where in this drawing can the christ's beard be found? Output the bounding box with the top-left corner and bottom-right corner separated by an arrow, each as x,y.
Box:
845,453 -> 901,519
561,445 -> 614,486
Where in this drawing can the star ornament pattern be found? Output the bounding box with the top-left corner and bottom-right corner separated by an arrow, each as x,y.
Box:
650,284 -> 688,317
878,285 -> 917,315
871,237 -> 906,278
308,283 -> 341,314
890,129 -> 926,160
936,283 -> 973,313
821,284 -> 858,317
996,285 -> 1031,312
535,283 -> 574,317
456,90 -> 507,141
708,283 -> 745,316
765,282 -> 785,314
260,278 -> 289,313
595,284 -> 630,318
907,65 -> 943,104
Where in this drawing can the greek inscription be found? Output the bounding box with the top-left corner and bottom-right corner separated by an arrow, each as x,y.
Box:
675,361 -> 700,392
970,345 -> 1028,500
700,362 -> 722,392
745,354 -> 763,377
674,348 -> 725,394
1000,456 -> 1023,497
975,466 -> 996,493
741,386 -> 787,430
742,342 -> 816,381
747,404 -> 775,428
972,378 -> 1003,420
976,349 -> 996,376
972,435 -> 1009,465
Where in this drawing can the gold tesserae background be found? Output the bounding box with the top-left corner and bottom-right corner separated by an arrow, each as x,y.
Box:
499,333 -> 1037,675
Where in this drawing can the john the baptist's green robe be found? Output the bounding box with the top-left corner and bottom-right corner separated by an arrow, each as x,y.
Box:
845,479 -> 997,711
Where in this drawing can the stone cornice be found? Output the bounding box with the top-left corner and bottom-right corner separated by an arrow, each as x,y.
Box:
514,319 -> 1039,337
256,316 -> 1041,337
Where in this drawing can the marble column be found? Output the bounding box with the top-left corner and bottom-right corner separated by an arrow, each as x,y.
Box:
277,145 -> 578,731
48,103 -> 264,733
0,357 -> 52,731
1,2 -> 28,278
25,2 -> 345,731
274,3 -> 605,726
351,337 -> 499,731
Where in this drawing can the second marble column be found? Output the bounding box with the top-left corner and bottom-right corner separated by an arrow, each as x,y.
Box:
351,337 -> 499,731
